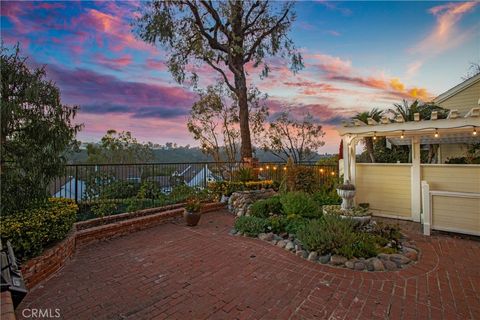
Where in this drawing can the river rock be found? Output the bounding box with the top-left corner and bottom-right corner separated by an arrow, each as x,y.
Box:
307,251 -> 318,262
319,254 -> 331,264
285,241 -> 295,251
276,240 -> 287,248
258,232 -> 274,241
330,255 -> 347,265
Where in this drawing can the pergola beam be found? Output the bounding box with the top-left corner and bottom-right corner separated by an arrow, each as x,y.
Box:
338,117 -> 480,136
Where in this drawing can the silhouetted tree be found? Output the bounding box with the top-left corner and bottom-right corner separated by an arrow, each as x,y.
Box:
134,1 -> 303,160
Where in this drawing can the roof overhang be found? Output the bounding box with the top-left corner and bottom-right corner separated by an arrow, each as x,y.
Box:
434,73 -> 480,104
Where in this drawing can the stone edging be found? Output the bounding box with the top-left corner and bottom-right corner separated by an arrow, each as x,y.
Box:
21,202 -> 225,290
230,230 -> 419,272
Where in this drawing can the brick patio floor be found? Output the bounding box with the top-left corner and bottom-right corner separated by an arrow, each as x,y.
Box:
17,210 -> 480,320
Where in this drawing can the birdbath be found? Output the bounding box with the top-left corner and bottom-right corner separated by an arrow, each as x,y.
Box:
336,180 -> 356,210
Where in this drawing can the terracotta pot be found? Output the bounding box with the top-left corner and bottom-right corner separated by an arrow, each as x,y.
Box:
184,210 -> 201,226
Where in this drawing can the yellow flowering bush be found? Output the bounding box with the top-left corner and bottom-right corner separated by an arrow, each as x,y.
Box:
0,198 -> 78,260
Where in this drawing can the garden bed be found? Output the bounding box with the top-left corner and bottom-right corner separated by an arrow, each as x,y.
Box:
229,191 -> 419,272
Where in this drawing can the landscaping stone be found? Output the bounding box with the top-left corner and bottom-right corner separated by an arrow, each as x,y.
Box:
383,260 -> 397,271
378,253 -> 390,260
288,234 -> 295,241
345,260 -> 355,269
279,232 -> 288,239
330,255 -> 347,265
402,247 -> 418,261
273,234 -> 283,241
354,262 -> 366,271
294,244 -> 302,252
276,240 -> 287,248
371,258 -> 385,271
366,262 -> 374,271
307,251 -> 318,262
228,189 -> 277,216
389,254 -> 411,265
258,233 -> 274,241
228,228 -> 237,236
296,250 -> 308,259
270,240 -> 278,245
319,254 -> 331,264
285,241 -> 295,251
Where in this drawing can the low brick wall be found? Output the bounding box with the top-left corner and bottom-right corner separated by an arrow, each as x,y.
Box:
20,202 -> 225,291
1,291 -> 16,320
21,230 -> 76,289
75,203 -> 185,230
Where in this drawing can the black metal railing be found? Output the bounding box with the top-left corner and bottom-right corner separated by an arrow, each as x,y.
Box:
50,161 -> 339,203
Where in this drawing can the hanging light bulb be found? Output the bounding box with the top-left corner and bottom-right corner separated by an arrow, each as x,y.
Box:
434,129 -> 439,138
474,127 -> 477,136
400,130 -> 405,139
373,132 -> 377,140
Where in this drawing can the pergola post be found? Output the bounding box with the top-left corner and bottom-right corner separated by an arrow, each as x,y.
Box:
342,135 -> 356,184
411,136 -> 421,222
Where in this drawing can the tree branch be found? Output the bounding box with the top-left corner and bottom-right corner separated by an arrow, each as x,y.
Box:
184,0 -> 229,53
243,5 -> 290,63
203,57 -> 236,92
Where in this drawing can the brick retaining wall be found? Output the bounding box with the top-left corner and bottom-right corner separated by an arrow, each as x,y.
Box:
20,202 -> 225,291
1,291 -> 16,320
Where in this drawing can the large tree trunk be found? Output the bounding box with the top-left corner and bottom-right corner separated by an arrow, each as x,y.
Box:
365,137 -> 375,163
234,71 -> 253,160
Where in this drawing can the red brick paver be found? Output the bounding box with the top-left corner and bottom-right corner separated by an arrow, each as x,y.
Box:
17,210 -> 480,319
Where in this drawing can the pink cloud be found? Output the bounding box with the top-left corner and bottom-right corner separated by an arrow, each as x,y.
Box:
410,2 -> 478,56
146,58 -> 168,71
94,53 -> 133,70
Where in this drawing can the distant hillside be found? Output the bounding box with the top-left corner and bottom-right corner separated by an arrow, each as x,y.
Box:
67,146 -> 331,164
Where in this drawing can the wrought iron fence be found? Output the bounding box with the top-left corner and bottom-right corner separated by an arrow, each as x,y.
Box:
50,161 -> 339,203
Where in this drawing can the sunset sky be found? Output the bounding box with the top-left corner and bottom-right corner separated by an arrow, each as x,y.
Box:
1,1 -> 479,153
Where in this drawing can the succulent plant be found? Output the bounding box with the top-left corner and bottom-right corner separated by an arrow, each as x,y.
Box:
337,180 -> 356,191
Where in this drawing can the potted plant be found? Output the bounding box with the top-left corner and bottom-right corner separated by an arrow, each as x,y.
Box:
336,180 -> 356,210
184,197 -> 202,226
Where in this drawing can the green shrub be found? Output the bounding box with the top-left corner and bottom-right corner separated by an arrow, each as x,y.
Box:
170,184 -> 196,202
250,196 -> 283,218
337,233 -> 378,259
100,180 -> 140,199
266,215 -> 287,234
312,189 -> 341,206
296,215 -> 355,254
234,216 -> 267,236
280,192 -> 321,218
284,214 -> 308,234
137,181 -> 161,199
91,201 -> 119,217
0,198 -> 78,260
368,222 -> 402,242
285,164 -> 319,193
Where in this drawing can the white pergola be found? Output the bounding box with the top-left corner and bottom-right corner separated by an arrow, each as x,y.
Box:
337,107 -> 480,223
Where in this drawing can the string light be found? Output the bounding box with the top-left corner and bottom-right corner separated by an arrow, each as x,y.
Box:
434,129 -> 439,138
320,168 -> 324,173
283,167 -> 287,171
400,130 -> 405,139
266,165 -> 269,169
331,171 -> 335,176
273,166 -> 277,170
373,132 -> 377,140
259,167 -> 264,171
474,127 -> 477,136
